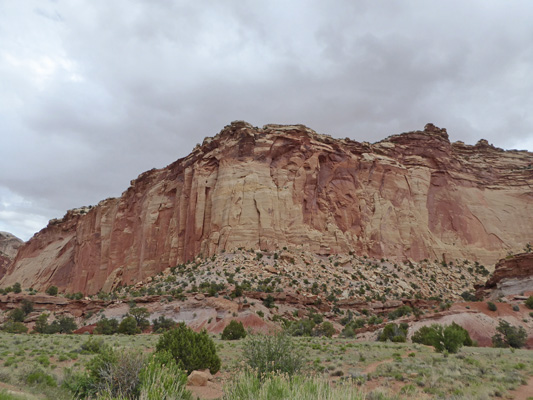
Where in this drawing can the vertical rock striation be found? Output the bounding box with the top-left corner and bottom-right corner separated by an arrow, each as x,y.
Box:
2,122 -> 532,294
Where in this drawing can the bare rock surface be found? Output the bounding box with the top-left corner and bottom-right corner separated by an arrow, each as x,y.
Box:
2,122 -> 532,294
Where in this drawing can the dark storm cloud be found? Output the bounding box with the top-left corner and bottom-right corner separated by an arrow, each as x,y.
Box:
1,0 -> 533,240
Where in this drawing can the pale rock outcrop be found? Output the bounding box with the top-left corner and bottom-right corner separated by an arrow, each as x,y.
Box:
2,122 -> 532,294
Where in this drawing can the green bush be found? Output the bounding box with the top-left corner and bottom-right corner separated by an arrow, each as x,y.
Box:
1,321 -> 28,334
525,296 -> 533,310
23,368 -> 56,387
45,286 -> 58,296
263,295 -> 275,308
221,320 -> 247,340
313,321 -> 336,337
80,337 -> 106,354
20,299 -> 34,315
412,322 -> 472,353
118,316 -> 140,335
128,307 -> 150,331
491,320 -> 527,349
487,302 -> 497,312
378,323 -> 408,342
8,308 -> 26,323
138,353 -> 191,399
94,317 -> 119,335
152,316 -> 176,333
13,282 -> 21,294
156,322 -> 221,374
242,332 -> 304,378
388,305 -> 412,320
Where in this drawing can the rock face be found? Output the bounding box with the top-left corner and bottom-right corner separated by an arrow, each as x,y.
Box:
1,122 -> 533,294
0,232 -> 23,280
477,252 -> 533,298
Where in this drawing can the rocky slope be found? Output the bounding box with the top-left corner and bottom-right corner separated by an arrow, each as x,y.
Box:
1,122 -> 532,294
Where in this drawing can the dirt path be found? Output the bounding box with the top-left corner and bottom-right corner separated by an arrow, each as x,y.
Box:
507,375 -> 533,400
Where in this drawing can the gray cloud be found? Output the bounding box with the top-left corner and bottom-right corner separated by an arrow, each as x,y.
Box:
1,0 -> 533,240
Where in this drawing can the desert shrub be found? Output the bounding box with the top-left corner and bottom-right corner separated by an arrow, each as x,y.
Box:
313,321 -> 336,337
156,322 -> 221,374
95,317 -> 119,335
491,320 -> 527,349
151,316 -> 176,333
13,282 -> 21,293
22,368 -> 57,387
221,320 -> 247,340
80,337 -> 106,354
8,308 -> 26,322
263,295 -> 275,308
525,296 -> 533,309
118,316 -> 140,335
388,305 -> 412,320
378,323 -> 408,342
512,304 -> 520,312
224,370 -> 364,400
285,319 -> 315,336
242,332 -> 304,378
138,352 -> 191,400
487,301 -> 497,311
20,299 -> 34,315
79,348 -> 145,399
412,322 -> 472,353
45,286 -> 58,296
460,291 -> 478,302
36,355 -> 51,367
1,321 -> 28,334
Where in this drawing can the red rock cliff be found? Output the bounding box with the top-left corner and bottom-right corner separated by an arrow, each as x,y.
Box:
2,122 -> 532,294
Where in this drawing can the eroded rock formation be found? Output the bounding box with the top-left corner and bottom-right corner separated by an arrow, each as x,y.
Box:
2,122 -> 532,294
476,252 -> 533,298
0,232 -> 23,280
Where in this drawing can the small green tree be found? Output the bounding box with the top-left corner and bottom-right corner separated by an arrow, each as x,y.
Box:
56,316 -> 77,333
412,323 -> 472,353
313,321 -> 336,337
263,295 -> 275,308
491,320 -> 527,349
46,286 -> 58,296
487,301 -> 497,311
156,323 -> 221,374
9,308 -> 26,322
94,317 -> 119,335
221,320 -> 247,340
525,296 -> 533,310
13,282 -> 22,293
152,316 -> 176,333
34,313 -> 49,333
378,323 -> 408,342
21,299 -> 34,315
118,316 -> 140,335
128,307 -> 150,331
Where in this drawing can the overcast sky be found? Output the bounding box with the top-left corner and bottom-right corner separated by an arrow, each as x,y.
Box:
1,1 -> 533,241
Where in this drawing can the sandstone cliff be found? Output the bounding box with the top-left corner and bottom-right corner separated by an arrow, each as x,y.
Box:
476,252 -> 533,298
0,232 -> 23,280
2,122 -> 532,294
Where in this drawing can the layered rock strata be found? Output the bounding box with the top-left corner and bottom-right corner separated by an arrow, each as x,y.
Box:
1,122 -> 532,294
